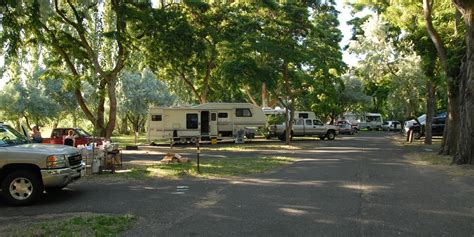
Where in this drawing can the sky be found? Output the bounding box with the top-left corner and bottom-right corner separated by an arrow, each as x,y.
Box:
0,2 -> 362,90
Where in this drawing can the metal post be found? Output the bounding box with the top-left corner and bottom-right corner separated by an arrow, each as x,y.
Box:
196,139 -> 200,173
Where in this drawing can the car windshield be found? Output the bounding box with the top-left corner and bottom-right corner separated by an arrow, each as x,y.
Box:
75,128 -> 91,137
0,125 -> 29,146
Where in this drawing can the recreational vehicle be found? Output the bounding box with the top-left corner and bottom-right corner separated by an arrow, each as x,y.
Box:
147,103 -> 266,143
341,112 -> 383,130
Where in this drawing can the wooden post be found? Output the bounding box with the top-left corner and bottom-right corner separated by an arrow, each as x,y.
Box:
196,139 -> 200,173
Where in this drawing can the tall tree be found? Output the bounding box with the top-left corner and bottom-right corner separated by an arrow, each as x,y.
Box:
1,0 -> 131,138
452,0 -> 474,164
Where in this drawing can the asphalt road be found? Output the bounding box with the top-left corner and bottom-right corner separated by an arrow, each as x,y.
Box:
1,133 -> 473,236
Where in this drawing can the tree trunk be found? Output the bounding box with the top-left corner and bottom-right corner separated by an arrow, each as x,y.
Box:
425,80 -> 435,144
282,61 -> 294,145
453,2 -> 474,164
119,116 -> 129,135
262,82 -> 268,108
105,76 -> 118,139
424,0 -> 460,155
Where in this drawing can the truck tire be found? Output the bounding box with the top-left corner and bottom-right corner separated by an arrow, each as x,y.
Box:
278,131 -> 293,141
1,170 -> 43,206
413,130 -> 422,140
326,131 -> 336,140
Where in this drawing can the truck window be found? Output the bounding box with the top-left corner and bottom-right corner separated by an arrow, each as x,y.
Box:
314,120 -> 323,126
151,114 -> 162,121
218,113 -> 228,118
295,119 -> 304,125
236,108 -> 252,117
186,114 -> 199,129
51,129 -> 63,138
305,120 -> 312,126
299,113 -> 309,119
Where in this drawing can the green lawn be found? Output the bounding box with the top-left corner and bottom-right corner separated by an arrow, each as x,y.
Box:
111,134 -> 148,147
114,156 -> 295,179
5,214 -> 136,237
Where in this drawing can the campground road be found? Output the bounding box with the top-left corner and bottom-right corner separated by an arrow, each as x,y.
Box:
0,132 -> 473,236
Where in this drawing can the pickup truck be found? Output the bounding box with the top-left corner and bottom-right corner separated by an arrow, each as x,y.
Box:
0,123 -> 84,205
268,118 -> 339,141
43,127 -> 103,147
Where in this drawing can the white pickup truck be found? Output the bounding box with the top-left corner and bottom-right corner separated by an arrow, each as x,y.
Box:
268,118 -> 339,141
0,123 -> 84,205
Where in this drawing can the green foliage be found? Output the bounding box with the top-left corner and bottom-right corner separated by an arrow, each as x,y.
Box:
0,68 -> 60,126
348,16 -> 427,118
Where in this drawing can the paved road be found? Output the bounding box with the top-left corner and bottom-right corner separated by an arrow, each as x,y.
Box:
1,133 -> 473,236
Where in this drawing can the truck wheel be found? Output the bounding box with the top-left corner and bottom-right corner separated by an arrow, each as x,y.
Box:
278,132 -> 286,141
326,131 -> 336,140
413,130 -> 422,140
1,170 -> 43,206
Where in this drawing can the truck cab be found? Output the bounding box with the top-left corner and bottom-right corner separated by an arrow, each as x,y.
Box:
45,128 -> 101,147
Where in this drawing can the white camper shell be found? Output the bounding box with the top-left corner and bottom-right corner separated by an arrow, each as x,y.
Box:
147,103 -> 266,143
262,107 -> 317,120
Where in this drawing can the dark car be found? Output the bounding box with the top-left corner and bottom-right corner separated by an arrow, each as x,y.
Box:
411,116 -> 445,139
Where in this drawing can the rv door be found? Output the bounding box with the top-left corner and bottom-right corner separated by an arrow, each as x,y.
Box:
210,112 -> 218,137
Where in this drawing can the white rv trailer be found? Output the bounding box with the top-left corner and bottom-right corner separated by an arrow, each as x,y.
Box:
341,112 -> 383,130
147,103 -> 266,143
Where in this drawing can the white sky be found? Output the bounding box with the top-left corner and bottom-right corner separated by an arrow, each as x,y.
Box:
0,2 -> 362,90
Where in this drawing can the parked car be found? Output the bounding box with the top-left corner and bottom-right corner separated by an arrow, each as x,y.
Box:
411,116 -> 446,139
382,121 -> 401,131
404,112 -> 446,136
0,123 -> 84,205
336,121 -> 355,135
43,128 -> 103,147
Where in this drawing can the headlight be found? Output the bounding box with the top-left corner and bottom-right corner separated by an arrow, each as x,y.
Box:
46,155 -> 67,168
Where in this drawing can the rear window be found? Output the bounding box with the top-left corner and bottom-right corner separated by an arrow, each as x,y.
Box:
299,113 -> 309,119
152,115 -> 162,121
236,108 -> 252,117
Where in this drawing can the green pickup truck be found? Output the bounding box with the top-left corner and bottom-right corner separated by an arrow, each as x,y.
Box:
0,123 -> 84,205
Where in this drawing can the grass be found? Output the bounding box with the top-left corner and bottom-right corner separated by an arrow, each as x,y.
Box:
114,156 -> 295,179
404,152 -> 474,177
5,214 -> 136,237
111,134 -> 148,147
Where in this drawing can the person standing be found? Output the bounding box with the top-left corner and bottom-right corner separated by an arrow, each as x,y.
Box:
31,126 -> 43,143
63,130 -> 75,147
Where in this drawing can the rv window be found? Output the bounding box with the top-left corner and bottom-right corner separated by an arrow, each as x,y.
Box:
211,113 -> 217,121
236,108 -> 252,117
218,113 -> 228,118
299,113 -> 309,119
151,115 -> 162,121
186,114 -> 199,129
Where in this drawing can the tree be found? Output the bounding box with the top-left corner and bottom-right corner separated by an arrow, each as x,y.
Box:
451,0 -> 474,164
348,16 -> 427,119
1,0 -> 132,138
0,68 -> 60,128
117,68 -> 175,137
